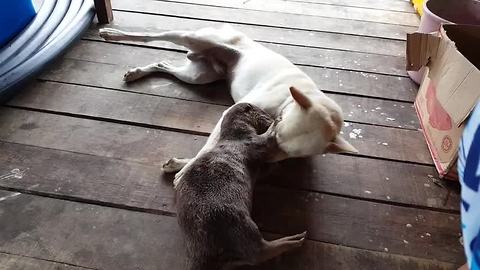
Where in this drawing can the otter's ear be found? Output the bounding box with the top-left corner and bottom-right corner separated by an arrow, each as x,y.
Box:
290,86 -> 312,109
325,135 -> 358,154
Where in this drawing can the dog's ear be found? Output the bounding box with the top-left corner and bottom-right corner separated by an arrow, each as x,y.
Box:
325,135 -> 358,154
290,86 -> 312,109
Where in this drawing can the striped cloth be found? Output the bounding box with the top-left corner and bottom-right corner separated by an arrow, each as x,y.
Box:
458,102 -> 480,270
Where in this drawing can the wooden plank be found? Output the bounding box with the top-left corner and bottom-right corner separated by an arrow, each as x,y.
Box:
301,67 -> 417,102
21,80 -> 418,130
0,253 -> 90,270
40,58 -> 234,105
83,33 -> 406,77
0,108 -> 204,166
265,42 -> 407,76
93,0 -> 113,24
342,122 -> 431,164
252,187 -> 463,264
0,191 -> 185,270
270,154 -> 459,211
42,58 -> 417,103
254,237 -> 457,270
112,0 -> 416,40
67,38 -> 409,87
9,82 -> 221,135
274,0 -> 416,13
155,0 -> 420,26
0,193 -> 457,269
7,83 -> 430,163
0,144 -> 463,262
85,10 -> 406,57
0,110 -> 455,210
8,82 -> 224,135
329,93 -> 419,130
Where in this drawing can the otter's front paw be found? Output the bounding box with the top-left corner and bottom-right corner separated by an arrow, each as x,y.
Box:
162,158 -> 190,173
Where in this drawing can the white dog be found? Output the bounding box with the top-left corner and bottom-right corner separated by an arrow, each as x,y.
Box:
99,25 -> 358,185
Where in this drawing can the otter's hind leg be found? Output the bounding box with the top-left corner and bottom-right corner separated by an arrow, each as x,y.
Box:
255,231 -> 307,263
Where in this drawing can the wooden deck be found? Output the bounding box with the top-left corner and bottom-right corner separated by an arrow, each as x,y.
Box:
0,0 -> 465,269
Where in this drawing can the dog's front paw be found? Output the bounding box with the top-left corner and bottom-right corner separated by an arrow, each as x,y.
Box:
162,158 -> 190,173
99,28 -> 124,41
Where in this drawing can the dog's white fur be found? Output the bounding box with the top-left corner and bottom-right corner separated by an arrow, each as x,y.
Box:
99,25 -> 358,186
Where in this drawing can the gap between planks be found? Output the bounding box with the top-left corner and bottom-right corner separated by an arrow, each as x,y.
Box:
0,193 -> 458,269
29,76 -> 419,130
82,31 -> 409,77
153,0 -> 420,26
0,141 -> 463,263
0,252 -> 96,270
4,103 -> 432,166
93,9 -> 407,57
0,107 -> 458,211
276,0 -> 416,13
5,82 -> 432,165
0,136 -> 459,214
46,40 -> 418,103
112,0 -> 417,40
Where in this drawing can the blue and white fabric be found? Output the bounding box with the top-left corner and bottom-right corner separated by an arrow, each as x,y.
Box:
459,101 -> 480,270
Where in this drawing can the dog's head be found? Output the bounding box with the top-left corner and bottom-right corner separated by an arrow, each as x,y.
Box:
273,86 -> 358,160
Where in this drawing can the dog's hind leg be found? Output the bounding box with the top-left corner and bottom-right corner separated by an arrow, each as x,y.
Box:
123,59 -> 224,83
99,28 -> 200,47
99,26 -> 241,53
100,27 -> 240,83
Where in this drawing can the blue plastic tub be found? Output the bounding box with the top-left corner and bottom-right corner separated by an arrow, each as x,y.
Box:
0,0 -> 37,48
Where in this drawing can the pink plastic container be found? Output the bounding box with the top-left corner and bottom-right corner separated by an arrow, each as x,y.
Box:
407,0 -> 480,84
418,0 -> 453,33
407,1 -> 451,84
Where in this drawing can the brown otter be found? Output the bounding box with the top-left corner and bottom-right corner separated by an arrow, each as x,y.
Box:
176,103 -> 306,270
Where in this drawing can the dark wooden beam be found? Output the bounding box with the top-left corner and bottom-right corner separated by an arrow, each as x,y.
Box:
93,0 -> 113,24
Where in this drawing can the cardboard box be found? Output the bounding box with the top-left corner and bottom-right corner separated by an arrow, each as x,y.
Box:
406,24 -> 480,180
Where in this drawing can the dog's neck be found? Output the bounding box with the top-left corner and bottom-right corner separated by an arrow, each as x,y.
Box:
276,98 -> 293,120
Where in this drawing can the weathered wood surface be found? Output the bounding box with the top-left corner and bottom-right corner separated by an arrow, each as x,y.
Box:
0,193 -> 457,270
0,191 -> 185,270
0,141 -> 463,263
154,0 -> 420,26
0,253 -> 91,270
65,41 -> 417,101
42,57 -> 418,103
226,0 -> 417,13
0,0 -> 464,268
0,109 -> 454,211
83,29 -> 407,76
17,79 -> 418,131
7,84 -> 429,164
85,9 -> 407,56
253,186 -> 462,263
112,0 -> 417,40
